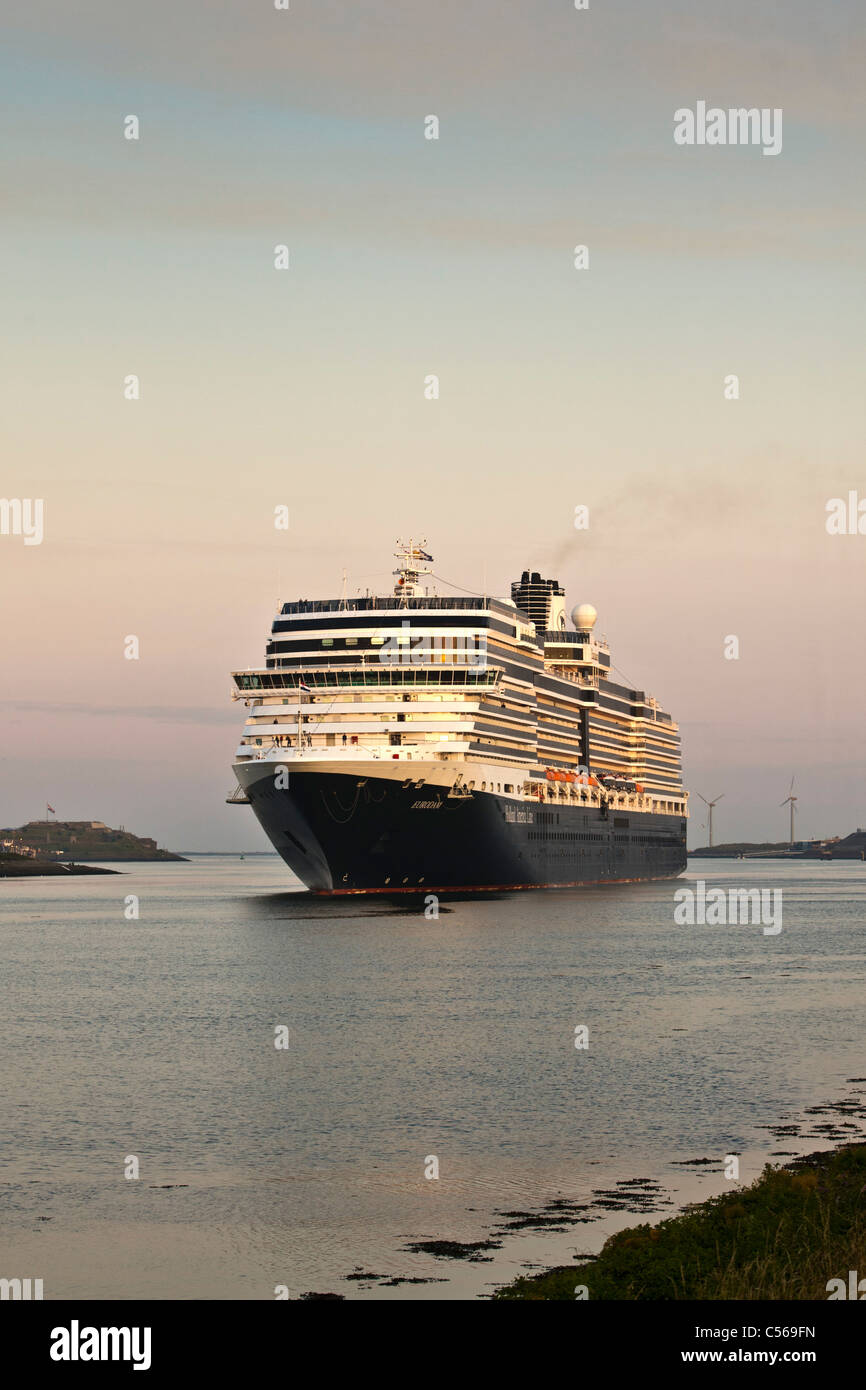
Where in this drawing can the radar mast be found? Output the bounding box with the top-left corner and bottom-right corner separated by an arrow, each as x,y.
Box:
393,538 -> 433,602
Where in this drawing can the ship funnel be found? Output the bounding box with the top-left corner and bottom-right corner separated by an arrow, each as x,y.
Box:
511,571 -> 566,632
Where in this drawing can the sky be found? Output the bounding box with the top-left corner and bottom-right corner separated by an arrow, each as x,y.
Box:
1,1 -> 864,850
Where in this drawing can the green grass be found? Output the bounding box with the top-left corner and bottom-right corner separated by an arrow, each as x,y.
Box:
493,1145 -> 866,1300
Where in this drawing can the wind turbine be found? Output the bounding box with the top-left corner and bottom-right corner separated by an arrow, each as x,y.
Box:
697,793 -> 724,848
780,777 -> 798,846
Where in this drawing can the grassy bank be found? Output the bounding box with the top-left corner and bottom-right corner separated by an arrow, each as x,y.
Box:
494,1144 -> 866,1300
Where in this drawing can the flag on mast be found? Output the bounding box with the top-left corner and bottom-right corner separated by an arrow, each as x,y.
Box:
47,803 -> 55,815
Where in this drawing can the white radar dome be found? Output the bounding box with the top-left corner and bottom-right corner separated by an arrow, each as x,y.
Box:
572,603 -> 598,631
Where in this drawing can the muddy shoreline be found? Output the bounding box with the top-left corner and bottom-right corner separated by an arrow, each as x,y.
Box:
0,859 -> 119,877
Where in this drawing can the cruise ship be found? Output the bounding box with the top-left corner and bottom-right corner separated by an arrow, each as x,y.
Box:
229,542 -> 688,892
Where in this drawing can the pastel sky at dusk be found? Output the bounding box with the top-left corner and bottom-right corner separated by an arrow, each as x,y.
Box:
1,1 -> 864,849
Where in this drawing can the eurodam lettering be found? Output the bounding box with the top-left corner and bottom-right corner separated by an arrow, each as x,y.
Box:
228,540 -> 688,894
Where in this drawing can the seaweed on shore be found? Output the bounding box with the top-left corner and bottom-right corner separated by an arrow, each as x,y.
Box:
344,1269 -> 446,1285
402,1237 -> 502,1262
379,1276 -> 448,1286
494,1143 -> 866,1301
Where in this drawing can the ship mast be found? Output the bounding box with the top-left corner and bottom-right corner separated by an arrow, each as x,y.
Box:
393,538 -> 433,604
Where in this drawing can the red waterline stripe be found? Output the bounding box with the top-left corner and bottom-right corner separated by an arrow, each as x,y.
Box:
313,874 -> 681,896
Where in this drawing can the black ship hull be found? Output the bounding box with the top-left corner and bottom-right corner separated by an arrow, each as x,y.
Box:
237,767 -> 687,894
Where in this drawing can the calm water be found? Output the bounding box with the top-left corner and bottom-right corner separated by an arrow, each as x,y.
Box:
2,856 -> 866,1299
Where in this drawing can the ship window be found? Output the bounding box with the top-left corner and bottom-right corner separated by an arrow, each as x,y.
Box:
322,638 -> 334,647
371,637 -> 385,646
345,637 -> 357,646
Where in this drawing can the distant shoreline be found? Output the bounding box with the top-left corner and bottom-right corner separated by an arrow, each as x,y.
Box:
0,859 -> 119,877
690,842 -> 866,860
0,821 -> 188,863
